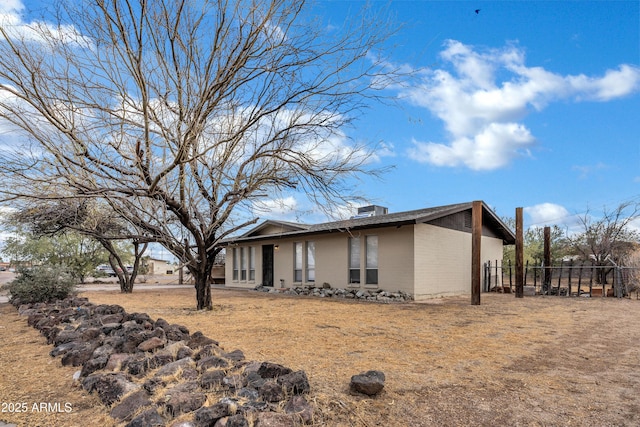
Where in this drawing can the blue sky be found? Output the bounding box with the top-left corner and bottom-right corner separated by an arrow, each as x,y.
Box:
1,0 -> 639,242
315,0 -> 640,230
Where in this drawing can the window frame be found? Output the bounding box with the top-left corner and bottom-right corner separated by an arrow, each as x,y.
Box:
232,247 -> 239,281
240,247 -> 247,281
306,241 -> 315,282
365,235 -> 378,285
249,246 -> 256,281
294,242 -> 303,283
348,237 -> 361,284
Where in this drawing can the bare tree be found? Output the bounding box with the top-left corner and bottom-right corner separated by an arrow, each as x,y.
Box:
566,201 -> 640,284
11,200 -> 148,292
0,0 -> 400,309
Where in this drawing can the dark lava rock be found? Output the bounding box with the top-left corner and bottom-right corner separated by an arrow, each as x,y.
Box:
349,370 -> 385,396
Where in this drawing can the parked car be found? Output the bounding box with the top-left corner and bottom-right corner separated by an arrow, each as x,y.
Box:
96,265 -> 117,277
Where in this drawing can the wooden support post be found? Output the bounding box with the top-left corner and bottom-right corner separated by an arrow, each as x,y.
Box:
515,207 -> 524,298
471,201 -> 482,305
543,226 -> 551,295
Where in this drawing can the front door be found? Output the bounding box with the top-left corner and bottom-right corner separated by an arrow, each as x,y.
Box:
262,245 -> 274,287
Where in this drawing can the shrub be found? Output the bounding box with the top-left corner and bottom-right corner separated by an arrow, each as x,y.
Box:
8,265 -> 77,304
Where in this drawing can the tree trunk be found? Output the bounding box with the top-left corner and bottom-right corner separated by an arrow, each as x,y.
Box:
194,272 -> 212,311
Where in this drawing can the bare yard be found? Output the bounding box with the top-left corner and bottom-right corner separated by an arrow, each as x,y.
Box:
1,287 -> 640,426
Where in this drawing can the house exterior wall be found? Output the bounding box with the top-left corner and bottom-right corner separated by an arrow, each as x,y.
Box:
148,259 -> 173,275
225,225 -> 416,292
413,223 -> 505,300
225,221 -> 505,298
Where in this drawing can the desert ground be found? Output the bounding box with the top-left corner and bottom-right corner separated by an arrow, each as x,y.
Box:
1,281 -> 640,426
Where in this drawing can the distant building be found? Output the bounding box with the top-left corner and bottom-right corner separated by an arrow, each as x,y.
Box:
147,258 -> 175,275
221,201 -> 515,300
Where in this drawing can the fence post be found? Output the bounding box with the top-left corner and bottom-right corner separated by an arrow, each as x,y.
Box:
556,260 -> 564,296
567,259 -> 573,297
484,260 -> 490,292
577,261 -> 584,296
589,261 -> 594,296
543,226 -> 551,295
471,201 -> 482,305
515,207 -> 524,298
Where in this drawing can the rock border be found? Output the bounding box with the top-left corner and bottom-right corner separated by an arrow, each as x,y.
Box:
13,296 -> 314,427
254,285 -> 413,302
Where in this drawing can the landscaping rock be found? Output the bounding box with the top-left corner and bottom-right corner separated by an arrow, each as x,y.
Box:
155,357 -> 195,378
17,296 -> 315,427
197,355 -> 229,371
199,369 -> 226,389
193,402 -> 231,427
165,324 -> 191,342
138,336 -> 166,352
95,304 -> 126,315
222,373 -> 246,390
222,349 -> 245,362
50,341 -> 79,357
126,355 -> 150,377
277,371 -> 310,395
284,395 -> 314,424
187,331 -> 218,349
253,284 -> 413,302
83,372 -> 141,406
149,351 -> 174,369
214,414 -> 250,427
259,381 -> 285,403
163,390 -> 206,416
350,370 -> 385,396
257,362 -> 292,379
80,355 -> 109,377
61,342 -> 97,367
110,390 -> 152,421
105,353 -> 131,371
254,412 -> 296,427
53,330 -> 82,346
125,408 -> 165,427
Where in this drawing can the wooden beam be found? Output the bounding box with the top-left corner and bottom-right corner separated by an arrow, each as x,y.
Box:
515,207 -> 524,298
471,201 -> 482,305
543,226 -> 551,295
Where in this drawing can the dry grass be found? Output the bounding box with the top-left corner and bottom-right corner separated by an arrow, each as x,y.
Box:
0,304 -> 113,427
2,287 -> 640,426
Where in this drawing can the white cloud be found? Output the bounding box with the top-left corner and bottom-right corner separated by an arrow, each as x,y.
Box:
524,203 -> 571,226
404,40 -> 640,170
0,0 -> 92,49
252,196 -> 298,218
408,122 -> 533,170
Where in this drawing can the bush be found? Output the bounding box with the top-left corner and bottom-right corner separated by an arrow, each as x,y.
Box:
7,265 -> 77,304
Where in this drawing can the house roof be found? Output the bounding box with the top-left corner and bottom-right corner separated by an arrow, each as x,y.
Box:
223,201 -> 516,245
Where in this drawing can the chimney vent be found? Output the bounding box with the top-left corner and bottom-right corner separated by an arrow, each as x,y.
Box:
352,205 -> 388,218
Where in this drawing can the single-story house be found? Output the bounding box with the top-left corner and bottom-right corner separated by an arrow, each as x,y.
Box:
146,258 -> 175,275
221,201 -> 515,300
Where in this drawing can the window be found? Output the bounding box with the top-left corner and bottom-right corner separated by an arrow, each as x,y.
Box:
349,237 -> 360,284
249,247 -> 255,281
306,242 -> 315,282
365,235 -> 378,285
240,247 -> 247,281
232,248 -> 239,281
294,242 -> 303,282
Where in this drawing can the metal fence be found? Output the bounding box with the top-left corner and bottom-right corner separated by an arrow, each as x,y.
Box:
483,259 -> 639,298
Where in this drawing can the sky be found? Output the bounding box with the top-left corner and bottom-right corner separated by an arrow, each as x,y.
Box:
0,0 -> 639,257
313,0 -> 640,231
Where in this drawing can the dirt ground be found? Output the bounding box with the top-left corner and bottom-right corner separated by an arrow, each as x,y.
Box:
1,287 -> 640,426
